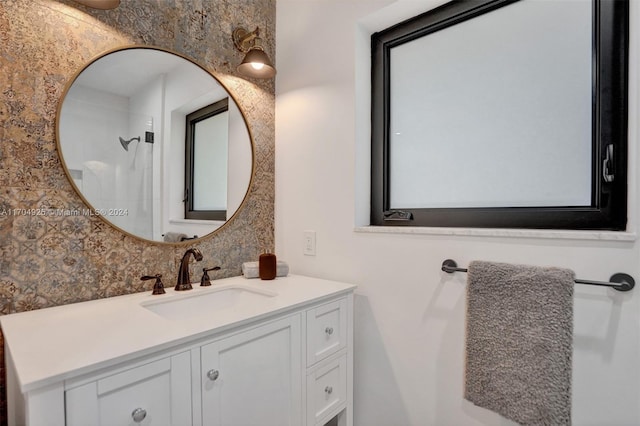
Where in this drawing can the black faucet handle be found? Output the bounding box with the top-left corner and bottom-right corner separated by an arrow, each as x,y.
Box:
141,274 -> 165,295
200,266 -> 221,287
141,274 -> 162,280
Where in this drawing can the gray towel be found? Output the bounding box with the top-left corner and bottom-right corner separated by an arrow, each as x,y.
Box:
241,261 -> 289,278
163,232 -> 188,243
464,261 -> 574,425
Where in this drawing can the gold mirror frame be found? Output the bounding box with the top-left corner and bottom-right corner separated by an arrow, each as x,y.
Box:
55,45 -> 255,245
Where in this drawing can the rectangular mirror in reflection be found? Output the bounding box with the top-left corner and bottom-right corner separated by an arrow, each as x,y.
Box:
185,98 -> 229,221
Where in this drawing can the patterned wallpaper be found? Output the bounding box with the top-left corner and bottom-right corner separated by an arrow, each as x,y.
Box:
0,0 -> 276,421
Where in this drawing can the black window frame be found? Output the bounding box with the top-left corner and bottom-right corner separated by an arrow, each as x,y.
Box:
371,0 -> 629,230
185,98 -> 229,221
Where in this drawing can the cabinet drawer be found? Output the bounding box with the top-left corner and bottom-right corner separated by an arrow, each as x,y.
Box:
65,352 -> 192,426
306,354 -> 347,426
306,298 -> 347,365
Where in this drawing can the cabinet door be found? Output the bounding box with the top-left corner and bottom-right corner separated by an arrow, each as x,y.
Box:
201,315 -> 302,426
66,351 -> 192,426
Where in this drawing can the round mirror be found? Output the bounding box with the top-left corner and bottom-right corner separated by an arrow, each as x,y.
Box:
56,46 -> 253,243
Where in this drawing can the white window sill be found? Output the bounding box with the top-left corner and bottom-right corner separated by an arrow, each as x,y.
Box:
354,226 -> 637,241
169,218 -> 225,226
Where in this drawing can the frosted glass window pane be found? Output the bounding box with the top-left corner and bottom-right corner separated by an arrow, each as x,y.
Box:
193,111 -> 228,210
389,0 -> 592,209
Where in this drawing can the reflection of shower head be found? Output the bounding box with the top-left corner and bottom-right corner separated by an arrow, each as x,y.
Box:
119,136 -> 141,151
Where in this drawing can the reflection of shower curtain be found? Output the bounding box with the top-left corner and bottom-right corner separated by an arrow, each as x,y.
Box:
61,85 -> 155,240
82,161 -> 114,209
128,115 -> 153,240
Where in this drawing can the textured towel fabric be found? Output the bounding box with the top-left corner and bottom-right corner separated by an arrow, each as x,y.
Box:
163,232 -> 188,243
464,261 -> 574,426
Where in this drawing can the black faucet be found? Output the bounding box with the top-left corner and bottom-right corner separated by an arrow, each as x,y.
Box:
175,248 -> 203,291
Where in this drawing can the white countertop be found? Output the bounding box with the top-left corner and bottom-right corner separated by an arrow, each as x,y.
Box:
0,274 -> 356,393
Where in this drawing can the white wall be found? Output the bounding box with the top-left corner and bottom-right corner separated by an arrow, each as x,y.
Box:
275,1 -> 640,425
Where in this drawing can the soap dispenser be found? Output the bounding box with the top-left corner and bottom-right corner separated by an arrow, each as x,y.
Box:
259,253 -> 277,280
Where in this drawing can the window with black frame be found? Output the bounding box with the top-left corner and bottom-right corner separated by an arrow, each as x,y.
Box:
185,98 -> 229,221
370,0 -> 628,230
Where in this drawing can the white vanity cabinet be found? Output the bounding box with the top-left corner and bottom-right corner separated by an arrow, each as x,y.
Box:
0,275 -> 355,426
64,316 -> 303,426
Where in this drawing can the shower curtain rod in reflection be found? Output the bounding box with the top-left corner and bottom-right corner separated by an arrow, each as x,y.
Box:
441,259 -> 635,292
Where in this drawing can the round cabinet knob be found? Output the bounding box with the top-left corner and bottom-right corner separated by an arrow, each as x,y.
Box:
207,369 -> 220,381
325,326 -> 334,336
131,408 -> 147,423
325,386 -> 333,395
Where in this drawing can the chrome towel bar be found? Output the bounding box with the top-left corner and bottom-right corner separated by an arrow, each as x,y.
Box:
441,259 -> 635,292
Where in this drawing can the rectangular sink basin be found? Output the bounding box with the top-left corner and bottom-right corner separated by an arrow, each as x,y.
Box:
141,285 -> 276,321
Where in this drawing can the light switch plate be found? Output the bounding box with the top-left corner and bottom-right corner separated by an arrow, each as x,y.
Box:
303,230 -> 316,256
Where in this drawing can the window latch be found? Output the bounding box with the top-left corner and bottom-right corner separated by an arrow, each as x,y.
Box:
603,144 -> 615,183
383,210 -> 413,221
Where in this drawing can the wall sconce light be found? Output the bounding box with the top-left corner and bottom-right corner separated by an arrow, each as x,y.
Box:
232,27 -> 276,79
71,0 -> 120,9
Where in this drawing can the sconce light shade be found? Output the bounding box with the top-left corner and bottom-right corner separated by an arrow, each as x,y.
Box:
72,0 -> 121,9
237,48 -> 276,79
233,27 -> 276,79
